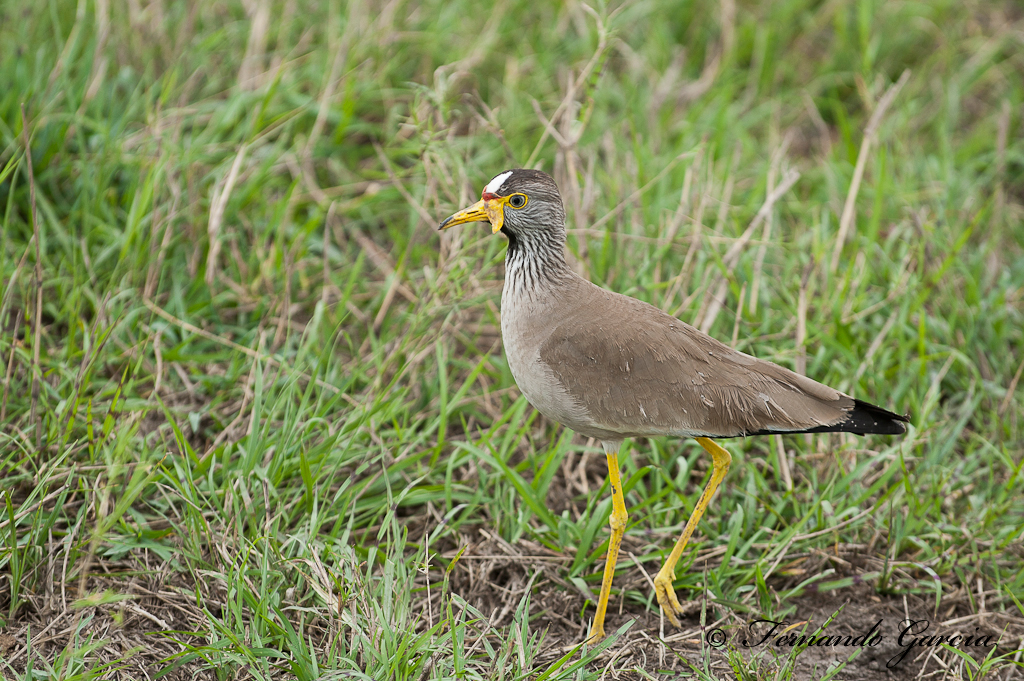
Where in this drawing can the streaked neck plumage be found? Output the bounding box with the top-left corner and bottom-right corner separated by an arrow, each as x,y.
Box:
501,224 -> 574,301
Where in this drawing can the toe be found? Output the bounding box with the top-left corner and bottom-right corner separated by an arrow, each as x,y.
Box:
653,579 -> 684,628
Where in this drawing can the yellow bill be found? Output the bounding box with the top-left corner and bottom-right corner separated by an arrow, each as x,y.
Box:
438,197 -> 506,234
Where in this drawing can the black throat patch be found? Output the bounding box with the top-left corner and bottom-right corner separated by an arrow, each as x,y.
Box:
501,226 -> 519,255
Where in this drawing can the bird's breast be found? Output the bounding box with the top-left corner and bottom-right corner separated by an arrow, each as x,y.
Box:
500,285 -> 608,437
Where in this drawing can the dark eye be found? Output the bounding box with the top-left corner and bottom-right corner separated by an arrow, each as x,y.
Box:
508,194 -> 526,208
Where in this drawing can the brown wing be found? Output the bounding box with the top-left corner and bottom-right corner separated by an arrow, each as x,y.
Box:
538,284 -> 904,439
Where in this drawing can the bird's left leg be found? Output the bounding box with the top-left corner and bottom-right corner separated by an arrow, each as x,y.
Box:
588,440 -> 628,642
653,437 -> 731,627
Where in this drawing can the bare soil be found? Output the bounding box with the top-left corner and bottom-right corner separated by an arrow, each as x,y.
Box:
447,531 -> 1022,680
3,529 -> 1021,679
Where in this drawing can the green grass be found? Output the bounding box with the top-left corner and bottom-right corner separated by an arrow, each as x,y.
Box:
1,0 -> 1023,678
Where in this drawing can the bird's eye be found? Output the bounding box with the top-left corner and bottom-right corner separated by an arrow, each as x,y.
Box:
508,193 -> 527,208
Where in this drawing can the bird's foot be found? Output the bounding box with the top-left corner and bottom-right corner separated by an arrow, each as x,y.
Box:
653,574 -> 701,627
586,625 -> 605,644
653,573 -> 685,627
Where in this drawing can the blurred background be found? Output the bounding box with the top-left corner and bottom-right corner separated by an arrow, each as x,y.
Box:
1,1 -> 1022,678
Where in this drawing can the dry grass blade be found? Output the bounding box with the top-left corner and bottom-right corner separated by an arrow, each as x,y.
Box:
730,281 -> 746,347
524,6 -> 614,168
588,152 -> 695,232
20,104 -> 44,451
773,433 -> 793,492
803,91 -> 832,157
304,25 -> 352,160
994,98 -> 1011,225
346,223 -> 417,303
851,306 -> 898,385
321,200 -> 337,305
748,133 -> 792,316
374,143 -> 436,228
795,260 -> 813,377
237,0 -> 271,90
0,484 -> 70,532
829,69 -> 911,273
675,0 -> 736,105
1,308 -> 22,423
82,0 -> 110,105
698,167 -> 799,333
998,353 -> 1024,417
142,298 -> 340,394
205,144 -> 247,287
144,171 -> 182,300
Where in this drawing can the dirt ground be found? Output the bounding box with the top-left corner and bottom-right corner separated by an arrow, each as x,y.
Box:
2,528 -> 1022,679
448,532 -> 1023,680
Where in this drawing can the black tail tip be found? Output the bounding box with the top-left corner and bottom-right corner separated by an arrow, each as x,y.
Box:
844,399 -> 910,435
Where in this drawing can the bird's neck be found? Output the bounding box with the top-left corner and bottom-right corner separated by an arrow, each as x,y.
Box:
502,226 -> 573,297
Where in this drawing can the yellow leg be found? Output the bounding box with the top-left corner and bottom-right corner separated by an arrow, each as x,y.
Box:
588,444 -> 628,642
653,437 -> 731,627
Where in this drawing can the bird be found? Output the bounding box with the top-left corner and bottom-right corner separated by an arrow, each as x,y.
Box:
438,168 -> 907,642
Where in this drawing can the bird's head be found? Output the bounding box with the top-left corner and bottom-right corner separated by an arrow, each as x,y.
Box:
439,169 -> 565,240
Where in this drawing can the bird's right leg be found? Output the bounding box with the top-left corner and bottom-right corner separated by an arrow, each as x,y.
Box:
588,440 -> 628,642
653,437 -> 731,627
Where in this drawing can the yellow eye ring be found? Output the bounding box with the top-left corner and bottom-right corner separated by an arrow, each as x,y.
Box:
507,193 -> 527,209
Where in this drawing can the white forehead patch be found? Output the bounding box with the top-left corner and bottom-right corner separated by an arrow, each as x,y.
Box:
484,170 -> 513,195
